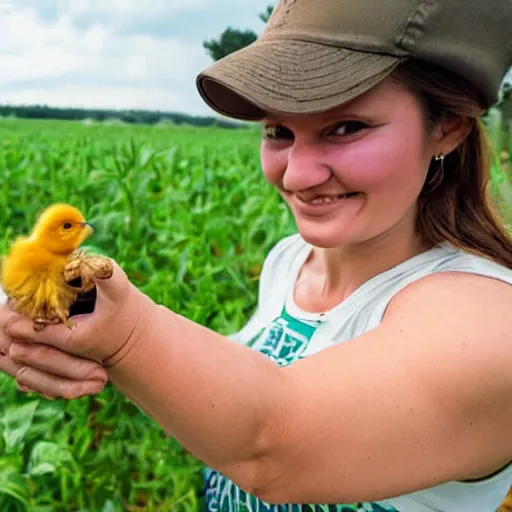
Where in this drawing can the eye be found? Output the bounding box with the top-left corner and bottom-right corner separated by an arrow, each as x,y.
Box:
262,125 -> 293,140
330,121 -> 370,136
63,222 -> 72,229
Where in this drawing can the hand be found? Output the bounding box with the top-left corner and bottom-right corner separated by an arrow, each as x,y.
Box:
4,260 -> 157,365
0,305 -> 108,399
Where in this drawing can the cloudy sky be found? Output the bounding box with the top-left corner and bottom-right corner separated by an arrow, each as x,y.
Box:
0,1 -> 274,117
0,2 -> 510,119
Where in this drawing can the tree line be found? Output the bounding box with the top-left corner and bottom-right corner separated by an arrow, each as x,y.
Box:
0,104 -> 242,129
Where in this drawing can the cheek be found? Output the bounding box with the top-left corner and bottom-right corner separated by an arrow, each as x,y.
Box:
260,144 -> 284,187
332,128 -> 428,197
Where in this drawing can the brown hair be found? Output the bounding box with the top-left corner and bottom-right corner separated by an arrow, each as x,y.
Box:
391,59 -> 512,269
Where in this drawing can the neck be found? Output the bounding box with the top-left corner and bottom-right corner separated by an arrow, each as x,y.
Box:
301,220 -> 430,309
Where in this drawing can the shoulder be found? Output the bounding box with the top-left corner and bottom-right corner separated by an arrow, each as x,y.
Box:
385,250 -> 512,347
379,242 -> 512,323
387,243 -> 512,316
432,244 -> 512,283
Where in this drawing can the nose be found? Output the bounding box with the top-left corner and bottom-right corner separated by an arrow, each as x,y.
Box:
281,143 -> 332,192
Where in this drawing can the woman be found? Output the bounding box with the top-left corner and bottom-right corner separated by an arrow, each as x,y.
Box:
1,0 -> 512,511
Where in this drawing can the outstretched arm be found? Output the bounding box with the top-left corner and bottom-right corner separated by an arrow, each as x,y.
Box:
7,268 -> 512,503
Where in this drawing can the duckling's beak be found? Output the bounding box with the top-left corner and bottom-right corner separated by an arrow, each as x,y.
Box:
80,222 -> 94,242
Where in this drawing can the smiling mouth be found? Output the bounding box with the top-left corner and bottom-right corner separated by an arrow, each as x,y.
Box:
299,192 -> 361,205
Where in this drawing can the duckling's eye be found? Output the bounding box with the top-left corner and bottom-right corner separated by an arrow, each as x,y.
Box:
63,222 -> 72,229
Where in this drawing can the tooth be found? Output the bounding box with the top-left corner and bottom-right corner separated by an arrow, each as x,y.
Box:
310,196 -> 334,204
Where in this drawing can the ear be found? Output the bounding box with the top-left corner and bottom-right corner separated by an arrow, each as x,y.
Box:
431,114 -> 472,156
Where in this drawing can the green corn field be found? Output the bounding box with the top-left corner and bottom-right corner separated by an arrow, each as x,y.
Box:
0,112 -> 510,512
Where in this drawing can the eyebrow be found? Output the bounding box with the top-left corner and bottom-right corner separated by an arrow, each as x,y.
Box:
263,109 -> 369,124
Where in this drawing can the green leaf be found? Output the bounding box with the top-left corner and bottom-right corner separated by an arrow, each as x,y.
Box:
28,441 -> 75,476
1,400 -> 39,452
101,501 -> 116,512
0,461 -> 29,505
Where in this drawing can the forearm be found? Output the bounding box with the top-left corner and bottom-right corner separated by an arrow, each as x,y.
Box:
105,300 -> 283,477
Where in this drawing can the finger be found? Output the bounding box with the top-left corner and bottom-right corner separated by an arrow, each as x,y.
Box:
5,314 -> 80,352
0,303 -> 22,355
0,350 -> 22,378
16,366 -> 107,400
9,342 -> 108,382
0,352 -> 40,394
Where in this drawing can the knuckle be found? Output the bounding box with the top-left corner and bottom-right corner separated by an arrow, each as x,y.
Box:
14,367 -> 58,399
4,314 -> 25,338
35,344 -> 53,357
16,366 -> 28,379
75,357 -> 93,373
11,343 -> 51,362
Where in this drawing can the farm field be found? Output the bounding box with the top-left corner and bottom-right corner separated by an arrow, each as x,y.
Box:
0,115 -> 510,511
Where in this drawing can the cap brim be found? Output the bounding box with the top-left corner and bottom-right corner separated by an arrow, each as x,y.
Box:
196,39 -> 404,121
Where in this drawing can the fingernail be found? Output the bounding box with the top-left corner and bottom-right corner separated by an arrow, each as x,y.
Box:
9,343 -> 22,358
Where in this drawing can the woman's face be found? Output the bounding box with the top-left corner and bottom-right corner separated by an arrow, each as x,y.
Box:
260,77 -> 441,249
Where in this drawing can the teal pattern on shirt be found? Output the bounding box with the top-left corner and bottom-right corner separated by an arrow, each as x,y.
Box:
202,307 -> 399,512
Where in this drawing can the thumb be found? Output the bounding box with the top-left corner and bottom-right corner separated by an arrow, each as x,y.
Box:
68,259 -> 129,317
89,259 -> 131,303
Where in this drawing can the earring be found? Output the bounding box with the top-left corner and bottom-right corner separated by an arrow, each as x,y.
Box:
425,152 -> 445,192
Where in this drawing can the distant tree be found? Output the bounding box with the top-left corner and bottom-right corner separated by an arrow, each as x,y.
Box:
259,5 -> 274,23
203,5 -> 275,62
203,27 -> 257,61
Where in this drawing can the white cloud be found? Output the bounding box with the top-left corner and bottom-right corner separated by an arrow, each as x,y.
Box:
65,0 -> 210,18
83,25 -> 107,53
0,4 -> 230,115
0,7 -> 73,52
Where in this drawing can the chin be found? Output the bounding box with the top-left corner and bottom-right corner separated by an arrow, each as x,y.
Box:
295,223 -> 361,249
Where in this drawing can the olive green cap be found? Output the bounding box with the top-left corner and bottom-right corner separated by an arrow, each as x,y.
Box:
196,0 -> 512,120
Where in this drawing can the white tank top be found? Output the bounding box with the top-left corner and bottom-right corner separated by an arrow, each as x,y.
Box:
227,234 -> 512,512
